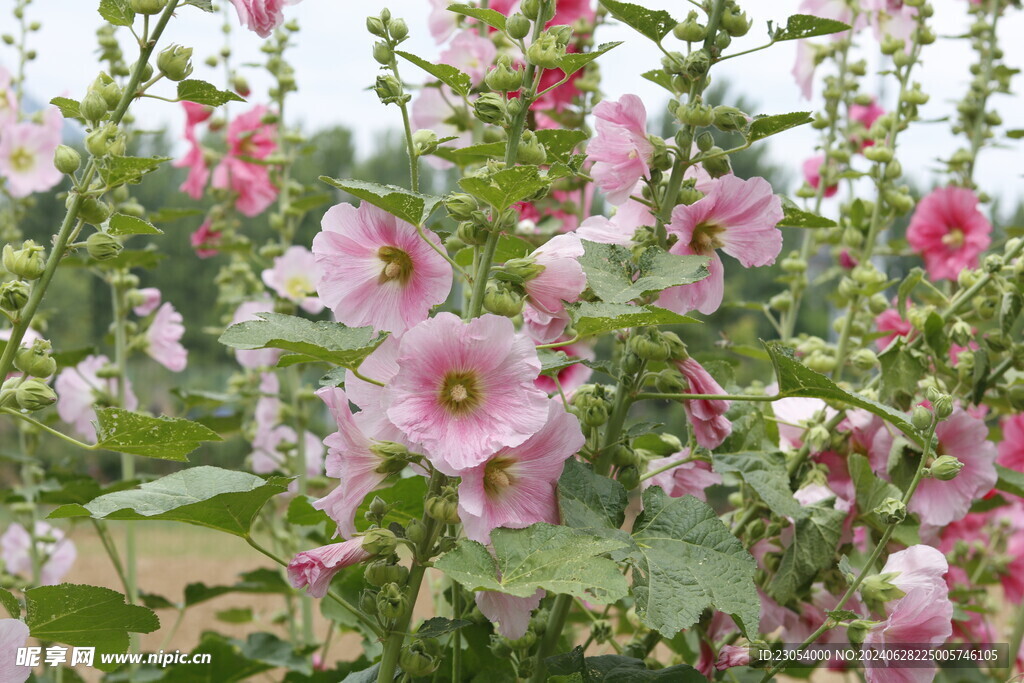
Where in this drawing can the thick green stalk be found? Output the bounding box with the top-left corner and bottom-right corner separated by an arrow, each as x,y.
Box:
964,0 -> 1001,185
527,593 -> 573,683
110,279 -> 138,608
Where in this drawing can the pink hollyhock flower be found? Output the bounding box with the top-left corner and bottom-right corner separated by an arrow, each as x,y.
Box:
906,186 -> 991,281
229,0 -> 302,38
411,86 -> 473,170
874,306 -> 914,351
313,387 -> 400,539
231,298 -> 280,368
385,313 -> 550,473
190,219 -> 221,258
577,187 -> 653,246
174,103 -> 212,199
343,337 -> 408,443
55,354 -> 138,439
800,0 -> 860,30
457,400 -> 584,544
213,156 -> 278,217
144,302 -> 187,372
0,521 -> 77,586
0,107 -> 62,198
313,202 -> 452,335
792,40 -> 818,100
643,449 -> 722,502
803,155 -> 837,198
881,544 -> 948,594
182,101 -> 213,129
865,0 -> 918,44
0,618 -> 30,683
588,94 -> 654,205
715,644 -> 750,671
0,66 -> 17,126
440,31 -> 497,85
250,423 -> 324,478
476,589 -> 544,640
662,175 -> 784,315
132,287 -> 162,317
428,0 -> 457,43
522,233 -> 586,323
287,537 -> 371,598
998,415 -> 1024,470
515,185 -> 593,234
261,246 -> 323,314
521,304 -> 571,346
534,338 -> 594,396
772,391 -> 833,450
839,249 -> 858,269
674,357 -> 732,449
850,97 -> 885,149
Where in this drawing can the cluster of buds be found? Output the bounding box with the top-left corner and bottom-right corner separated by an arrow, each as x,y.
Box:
368,9 -> 411,106
0,340 -> 57,412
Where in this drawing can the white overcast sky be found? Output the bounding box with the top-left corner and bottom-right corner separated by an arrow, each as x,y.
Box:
3,0 -> 1022,208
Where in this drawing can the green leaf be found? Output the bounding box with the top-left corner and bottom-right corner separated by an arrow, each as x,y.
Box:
0,587 -> 19,618
878,340 -> 926,411
558,458 -> 629,533
557,42 -> 623,76
580,241 -> 709,304
454,233 -> 532,267
319,177 -> 443,226
183,0 -> 214,10
353,475 -> 427,533
161,632 -> 311,682
747,112 -> 814,143
97,156 -> 170,187
287,495 -> 333,527
216,607 -> 253,623
148,207 -> 205,223
713,451 -> 800,518
459,165 -> 547,212
1000,291 -> 1023,336
848,453 -> 903,527
538,349 -> 581,376
773,14 -> 852,41
1007,129 -> 1024,140
444,141 -> 507,161
416,616 -> 472,639
184,568 -> 291,607
50,97 -> 82,119
568,302 -> 698,337
176,79 -> 245,106
535,129 -> 589,162
995,464 -> 1024,499
546,646 -> 706,681
26,585 -> 158,671
99,0 -> 134,26
763,341 -> 922,445
641,69 -> 675,92
435,523 -> 630,603
107,213 -> 163,236
971,345 -> 990,406
92,408 -> 222,461
778,198 -> 836,228
395,51 -> 472,97
446,3 -> 506,31
599,0 -> 678,42
219,312 -> 387,368
48,466 -> 290,538
629,488 -> 759,636
766,503 -> 845,603
897,268 -> 924,316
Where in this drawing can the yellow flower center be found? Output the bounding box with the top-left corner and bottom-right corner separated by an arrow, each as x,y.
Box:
284,275 -> 311,300
483,457 -> 514,495
10,146 -> 34,173
439,370 -> 480,415
378,245 -> 414,285
942,228 -> 965,248
690,221 -> 725,253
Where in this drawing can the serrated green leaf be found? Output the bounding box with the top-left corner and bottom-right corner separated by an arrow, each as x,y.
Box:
747,112 -> 813,142
848,453 -> 902,526
778,198 -> 836,228
319,177 -> 442,226
556,42 -> 623,76
878,340 -> 925,411
396,51 -> 472,97
538,349 -> 581,376
459,165 -> 547,211
184,568 -> 291,607
26,585 -> 158,671
92,408 -> 222,461
176,79 -> 245,106
766,503 -> 845,603
50,97 -> 82,119
446,3 -> 507,31
641,69 -> 675,91
773,14 -> 852,41
445,141 -> 507,161
436,524 -> 629,603
535,129 -> 589,162
558,458 -> 629,534
580,241 -> 709,304
567,301 -> 699,337
454,233 -> 532,267
107,213 -> 162,236
219,312 -> 387,368
0,587 -> 19,618
713,451 -> 800,518
416,616 -> 472,639
629,487 -> 760,636
99,0 -> 134,26
97,156 -> 170,187
599,0 -> 678,42
183,0 -> 214,10
48,466 -> 289,538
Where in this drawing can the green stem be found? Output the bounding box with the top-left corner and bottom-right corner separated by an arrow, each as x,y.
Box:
110,279 -> 138,608
528,593 -> 573,683
452,583 -> 462,682
1,408 -> 96,450
963,0 -> 1001,185
640,454 -> 697,483
91,519 -> 132,598
392,58 -> 420,193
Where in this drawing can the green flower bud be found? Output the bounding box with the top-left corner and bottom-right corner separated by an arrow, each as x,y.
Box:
364,559 -> 409,588
517,130 -> 547,165
489,633 -> 514,657
130,0 -> 167,15
483,280 -> 525,317
96,80 -> 122,110
847,620 -> 873,646
507,630 -> 537,650
673,12 -> 707,42
769,291 -> 793,312
694,130 -> 714,152
582,403 -> 609,427
412,128 -> 438,156
507,13 -> 531,39
911,405 -> 933,431
405,518 -> 428,545
80,91 -> 108,123
54,145 -> 82,175
473,92 -> 508,125
13,341 -> 56,378
851,348 -> 878,370
366,495 -> 390,522
0,378 -> 18,408
376,582 -> 407,620
618,464 -> 641,490
929,454 -> 964,481
864,145 -> 894,163
86,231 -> 123,261
933,394 -> 953,420
445,193 -> 478,221
701,148 -> 732,178
712,106 -> 747,132
77,196 -> 112,226
390,18 -> 409,41
1008,383 -> 1024,411
861,571 -> 906,614
15,378 -> 57,411
873,497 -> 906,525
721,8 -> 751,37
366,16 -> 387,37
157,45 -> 193,82
3,241 -> 46,280
361,527 -> 398,556
628,331 -> 671,362
425,495 -> 460,524
654,369 -> 686,394
526,33 -> 564,69
486,56 -> 524,92
369,440 -> 410,474
359,589 -> 378,616
611,444 -> 641,468
372,41 -> 393,65
399,644 -> 438,677
85,123 -> 125,158
373,74 -> 405,104
0,281 -> 30,311
456,219 -> 489,246
682,49 -> 710,79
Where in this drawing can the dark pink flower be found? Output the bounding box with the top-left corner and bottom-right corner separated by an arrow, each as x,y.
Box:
715,645 -> 750,671
906,186 -> 991,281
212,156 -> 278,217
803,155 -> 837,197
190,219 -> 222,258
874,306 -> 913,351
998,414 -> 1024,470
588,94 -> 654,205
850,97 -> 884,149
675,357 -> 732,449
229,0 -> 302,38
287,537 -> 371,598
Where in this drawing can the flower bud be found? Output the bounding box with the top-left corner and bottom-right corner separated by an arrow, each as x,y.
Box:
851,348 -> 878,370
15,379 -> 57,412
80,91 -> 108,123
54,145 -> 82,175
873,497 -> 906,525
76,196 -> 112,226
929,455 -> 964,481
456,219 -> 489,246
411,129 -> 438,156
0,378 -> 18,408
1008,383 -> 1024,411
445,193 -> 478,221
582,403 -> 609,427
376,582 -> 407,620
676,102 -> 715,128
611,445 -> 641,468
399,644 -> 438,677
714,31 -> 731,50
517,131 -> 547,165
483,280 -> 525,317
85,232 -> 123,261
366,16 -> 387,37
847,620 -> 872,646
508,631 -> 537,650
372,41 -> 393,65
628,330 -> 671,362
130,0 -> 167,15
911,405 -> 933,431
526,33 -> 563,69
486,56 -> 524,92
390,18 -> 409,41
0,281 -> 30,311
489,634 -> 513,657
361,528 -> 398,556
682,49 -> 710,79
654,369 -> 686,394
473,93 -> 507,125
157,45 -> 194,81
721,8 -> 751,37
861,572 -> 906,614
3,241 -> 46,280
769,291 -> 793,312
507,13 -> 531,39
701,148 -> 732,178
933,394 -> 953,420
373,74 -> 404,104
13,341 -> 56,378
694,130 -> 714,152
863,145 -> 893,163
405,518 -> 427,545
425,495 -> 460,524
85,123 -> 125,158
364,559 -> 409,587
673,11 -> 707,42
807,424 -> 831,451
618,464 -> 641,490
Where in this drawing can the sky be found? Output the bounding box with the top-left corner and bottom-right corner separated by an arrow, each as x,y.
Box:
2,0 -> 1022,207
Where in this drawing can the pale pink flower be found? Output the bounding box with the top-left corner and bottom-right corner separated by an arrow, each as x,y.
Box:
190,219 -> 221,258
230,0 -> 302,38
457,400 -> 584,544
55,354 -> 138,439
577,190 -> 654,246
144,302 -> 187,372
0,618 -> 30,683
800,0 -> 860,30
132,287 -> 162,316
343,337 -> 407,443
313,202 -> 452,335
533,338 -> 594,396
411,86 -> 472,170
523,233 -> 586,322
0,521 -> 77,586
231,298 -> 280,368
0,107 -> 62,198
428,0 -> 458,43
0,66 -> 17,126
772,391 -> 833,450
715,644 -> 750,671
881,545 -> 948,594
384,313 -> 549,473
439,31 -> 497,85
662,175 -> 784,315
250,423 -> 324,479
792,40 -> 818,100
998,415 -> 1024,470
803,155 -> 837,198
588,94 -> 654,205
866,0 -> 918,44
674,357 -> 732,449
863,586 -> 951,682
287,537 -> 371,598
643,449 -> 721,502
906,186 -> 991,281
521,304 -> 571,345
475,589 -> 544,640
261,246 -> 323,314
